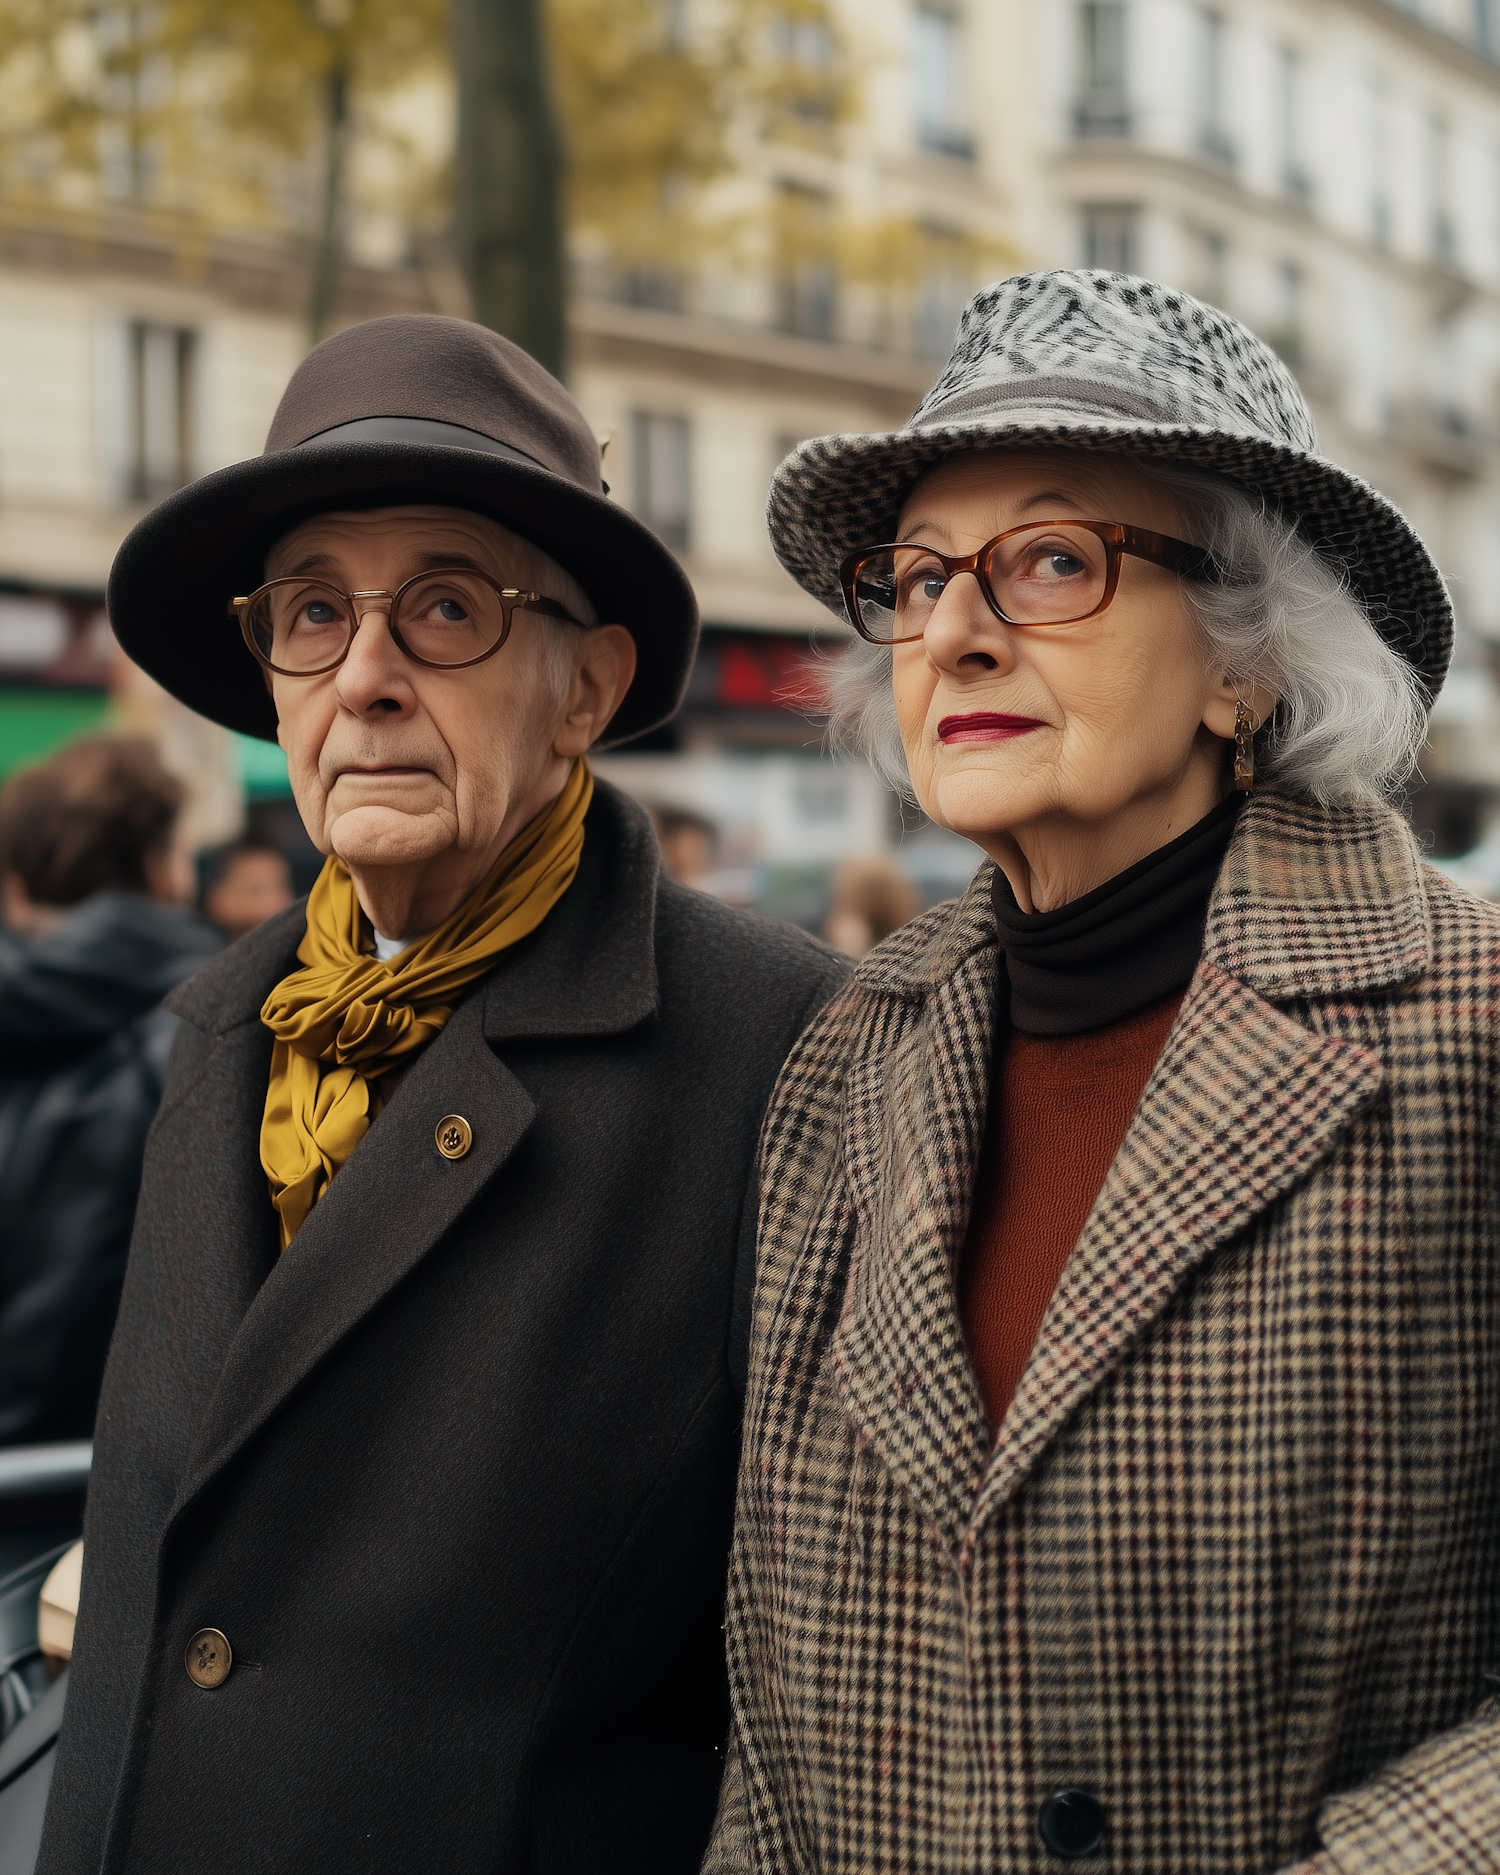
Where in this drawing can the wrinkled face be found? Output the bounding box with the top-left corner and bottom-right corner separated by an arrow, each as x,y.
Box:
266,505 -> 611,877
890,452 -> 1227,846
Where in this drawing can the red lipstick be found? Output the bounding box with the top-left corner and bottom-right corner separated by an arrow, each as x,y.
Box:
937,712 -> 1046,744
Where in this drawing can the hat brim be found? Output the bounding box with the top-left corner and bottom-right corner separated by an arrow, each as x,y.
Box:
767,415 -> 1453,699
107,439 -> 700,745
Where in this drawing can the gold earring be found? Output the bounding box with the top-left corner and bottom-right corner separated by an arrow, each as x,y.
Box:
1232,691 -> 1259,794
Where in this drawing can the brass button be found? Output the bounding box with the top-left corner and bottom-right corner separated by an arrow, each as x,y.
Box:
185,1627 -> 232,1689
435,1114 -> 472,1161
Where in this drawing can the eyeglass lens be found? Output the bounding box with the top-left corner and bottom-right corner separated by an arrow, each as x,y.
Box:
851,523 -> 1112,642
243,572 -> 509,671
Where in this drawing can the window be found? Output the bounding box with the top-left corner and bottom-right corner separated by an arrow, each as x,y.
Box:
772,11 -> 838,122
774,183 -> 838,340
664,0 -> 690,51
1081,204 -> 1140,273
779,258 -> 836,340
1276,47 -> 1311,204
915,227 -> 970,360
1428,114 -> 1457,267
1476,0 -> 1496,60
1194,8 -> 1235,167
1188,225 -> 1228,307
617,266 -> 682,312
1075,2 -> 1129,137
1367,79 -> 1392,247
1493,144 -> 1500,279
96,8 -> 164,204
123,322 -> 194,502
0,595 -> 69,671
912,6 -> 974,159
1350,281 -> 1397,434
1272,260 -> 1304,367
630,412 -> 691,552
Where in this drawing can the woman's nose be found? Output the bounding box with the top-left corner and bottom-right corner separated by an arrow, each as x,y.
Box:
920,571 -> 1017,676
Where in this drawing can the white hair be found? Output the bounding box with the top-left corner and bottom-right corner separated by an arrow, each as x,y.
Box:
820,460 -> 1430,807
490,522 -> 599,709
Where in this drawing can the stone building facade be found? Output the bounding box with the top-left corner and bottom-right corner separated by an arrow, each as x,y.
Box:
3,0 -> 1499,898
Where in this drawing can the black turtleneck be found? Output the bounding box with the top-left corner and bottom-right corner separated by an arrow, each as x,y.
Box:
990,792 -> 1244,1037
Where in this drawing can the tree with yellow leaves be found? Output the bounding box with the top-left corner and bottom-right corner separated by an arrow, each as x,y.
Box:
0,0 -> 997,367
0,0 -> 446,340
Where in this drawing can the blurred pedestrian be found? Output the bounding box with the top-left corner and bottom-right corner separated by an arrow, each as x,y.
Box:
653,805 -> 718,889
38,315 -> 847,1875
199,836 -> 295,939
822,854 -> 919,957
0,736 -> 221,1447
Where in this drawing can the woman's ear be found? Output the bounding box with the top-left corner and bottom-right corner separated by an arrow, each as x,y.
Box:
1201,673 -> 1277,742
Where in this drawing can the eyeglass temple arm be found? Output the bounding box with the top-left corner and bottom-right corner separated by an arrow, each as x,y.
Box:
509,591 -> 595,629
1122,526 -> 1231,585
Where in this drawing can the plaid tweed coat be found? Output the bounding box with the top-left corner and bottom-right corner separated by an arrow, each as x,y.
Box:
704,790 -> 1500,1875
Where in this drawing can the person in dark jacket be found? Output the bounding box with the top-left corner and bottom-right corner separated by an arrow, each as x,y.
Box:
0,736 -> 222,1446
36,316 -> 848,1875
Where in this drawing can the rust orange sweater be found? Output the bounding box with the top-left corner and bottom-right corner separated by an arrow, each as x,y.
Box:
959,992 -> 1183,1430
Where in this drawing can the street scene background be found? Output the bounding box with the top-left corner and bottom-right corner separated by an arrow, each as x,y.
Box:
2,0 -> 1500,935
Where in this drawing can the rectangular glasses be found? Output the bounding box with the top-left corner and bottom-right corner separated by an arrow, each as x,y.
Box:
840,519 -> 1217,645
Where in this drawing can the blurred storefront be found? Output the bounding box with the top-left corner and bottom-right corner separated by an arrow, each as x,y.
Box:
597,626 -> 974,926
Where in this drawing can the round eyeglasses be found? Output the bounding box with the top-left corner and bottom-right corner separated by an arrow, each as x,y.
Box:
839,519 -> 1218,645
231,568 -> 591,676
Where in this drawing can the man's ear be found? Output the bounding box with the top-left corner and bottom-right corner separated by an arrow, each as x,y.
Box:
554,626 -> 638,756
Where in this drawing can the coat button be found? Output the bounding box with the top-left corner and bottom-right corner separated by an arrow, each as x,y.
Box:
434,1114 -> 472,1160
1038,1788 -> 1105,1859
184,1627 -> 233,1689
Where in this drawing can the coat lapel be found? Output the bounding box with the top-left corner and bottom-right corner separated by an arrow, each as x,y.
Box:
829,876 -> 998,1547
971,957 -> 1385,1529
152,906 -> 305,1421
171,989 -> 537,1519
835,793 -> 1430,1546
970,791 -> 1427,1528
165,779 -> 662,1526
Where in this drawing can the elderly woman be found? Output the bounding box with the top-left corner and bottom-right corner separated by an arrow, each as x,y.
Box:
705,271 -> 1495,1873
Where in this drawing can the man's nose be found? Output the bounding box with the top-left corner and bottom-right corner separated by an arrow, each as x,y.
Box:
335,601 -> 412,712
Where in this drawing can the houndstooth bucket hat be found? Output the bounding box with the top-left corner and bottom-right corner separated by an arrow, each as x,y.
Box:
769,269 -> 1452,698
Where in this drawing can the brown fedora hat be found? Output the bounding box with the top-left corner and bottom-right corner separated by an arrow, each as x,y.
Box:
106,314 -> 699,746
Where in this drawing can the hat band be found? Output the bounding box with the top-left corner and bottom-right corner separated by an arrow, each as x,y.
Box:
914,373 -> 1289,446
296,415 -> 548,469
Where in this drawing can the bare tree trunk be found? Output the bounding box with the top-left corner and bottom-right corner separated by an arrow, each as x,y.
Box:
307,64 -> 349,347
449,0 -> 566,378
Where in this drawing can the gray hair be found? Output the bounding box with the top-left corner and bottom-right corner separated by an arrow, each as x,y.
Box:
495,524 -> 600,709
819,461 -> 1430,808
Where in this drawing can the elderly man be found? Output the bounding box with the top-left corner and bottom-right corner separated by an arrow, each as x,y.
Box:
37,316 -> 846,1875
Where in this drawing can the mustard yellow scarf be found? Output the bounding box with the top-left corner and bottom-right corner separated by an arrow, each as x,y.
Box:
260,760 -> 593,1248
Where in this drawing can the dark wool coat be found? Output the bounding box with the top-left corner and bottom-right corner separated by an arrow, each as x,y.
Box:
707,791 -> 1500,1875
0,895 -> 221,1443
36,781 -> 847,1875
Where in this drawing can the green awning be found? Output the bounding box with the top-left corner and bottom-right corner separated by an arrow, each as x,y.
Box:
0,688 -> 110,778
234,732 -> 292,798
